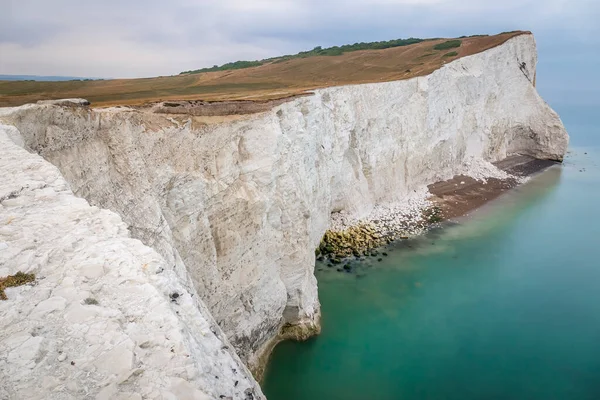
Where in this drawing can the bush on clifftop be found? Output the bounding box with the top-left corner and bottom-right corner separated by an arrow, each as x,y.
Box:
180,37 -> 425,74
433,40 -> 462,50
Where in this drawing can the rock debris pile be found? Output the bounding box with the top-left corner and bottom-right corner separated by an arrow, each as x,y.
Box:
318,190 -> 442,260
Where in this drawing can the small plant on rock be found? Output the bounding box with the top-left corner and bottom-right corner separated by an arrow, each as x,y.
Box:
0,271 -> 35,300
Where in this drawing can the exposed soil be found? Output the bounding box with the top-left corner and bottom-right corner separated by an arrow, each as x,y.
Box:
149,95 -> 310,116
428,155 -> 559,220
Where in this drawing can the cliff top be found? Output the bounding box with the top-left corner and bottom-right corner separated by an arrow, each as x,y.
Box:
0,31 -> 529,108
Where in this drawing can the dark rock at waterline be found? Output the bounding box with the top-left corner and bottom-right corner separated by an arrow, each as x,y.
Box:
317,256 -> 324,262
426,227 -> 445,239
327,263 -> 333,268
318,224 -> 389,259
337,268 -> 343,272
378,258 -> 383,262
382,252 -> 388,256
332,258 -> 342,265
343,264 -> 352,271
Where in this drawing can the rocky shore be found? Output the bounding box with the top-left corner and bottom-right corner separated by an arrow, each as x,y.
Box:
0,32 -> 568,398
317,191 -> 438,264
317,155 -> 559,269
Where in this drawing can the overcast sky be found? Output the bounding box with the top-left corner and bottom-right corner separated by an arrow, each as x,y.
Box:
1,1 -> 598,88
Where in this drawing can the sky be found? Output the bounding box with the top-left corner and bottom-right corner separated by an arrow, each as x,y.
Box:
1,0 -> 599,108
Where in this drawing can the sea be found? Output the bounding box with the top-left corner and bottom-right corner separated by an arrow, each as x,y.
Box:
263,63 -> 600,399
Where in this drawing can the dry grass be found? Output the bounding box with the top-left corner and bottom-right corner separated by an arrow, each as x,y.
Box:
0,31 -> 528,108
0,271 -> 35,300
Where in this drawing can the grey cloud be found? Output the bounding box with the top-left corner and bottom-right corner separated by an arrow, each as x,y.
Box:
0,0 -> 598,78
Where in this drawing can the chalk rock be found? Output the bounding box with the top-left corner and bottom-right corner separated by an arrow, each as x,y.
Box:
36,98 -> 90,107
0,32 -> 568,397
0,130 -> 263,399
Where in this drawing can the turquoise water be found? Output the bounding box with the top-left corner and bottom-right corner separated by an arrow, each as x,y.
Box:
263,147 -> 600,399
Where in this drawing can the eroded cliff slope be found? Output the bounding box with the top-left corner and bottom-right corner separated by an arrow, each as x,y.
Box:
0,33 -> 567,397
0,125 -> 263,399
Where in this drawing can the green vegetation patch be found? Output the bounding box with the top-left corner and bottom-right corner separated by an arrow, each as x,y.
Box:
84,297 -> 99,305
181,60 -> 263,75
181,37 -> 425,75
0,271 -> 35,300
316,224 -> 389,259
433,40 -> 462,51
443,51 -> 459,57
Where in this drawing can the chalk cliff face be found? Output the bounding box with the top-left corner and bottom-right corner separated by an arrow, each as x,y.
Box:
0,33 -> 568,398
0,126 -> 263,399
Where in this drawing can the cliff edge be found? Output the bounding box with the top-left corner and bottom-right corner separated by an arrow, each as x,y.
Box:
0,33 -> 567,398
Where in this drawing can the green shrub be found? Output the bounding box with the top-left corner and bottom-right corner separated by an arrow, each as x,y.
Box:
180,37 -> 425,74
443,51 -> 459,57
433,40 -> 462,51
180,60 -> 263,75
272,57 -> 291,64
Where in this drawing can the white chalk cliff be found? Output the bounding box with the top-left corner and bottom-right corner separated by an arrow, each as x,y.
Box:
0,33 -> 568,399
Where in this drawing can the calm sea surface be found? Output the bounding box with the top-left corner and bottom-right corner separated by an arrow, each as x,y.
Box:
263,112 -> 600,399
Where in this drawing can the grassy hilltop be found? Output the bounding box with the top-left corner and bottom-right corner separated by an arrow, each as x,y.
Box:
0,31 -> 527,107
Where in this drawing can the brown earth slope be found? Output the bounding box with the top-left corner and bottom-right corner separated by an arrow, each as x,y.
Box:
0,31 -> 528,108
